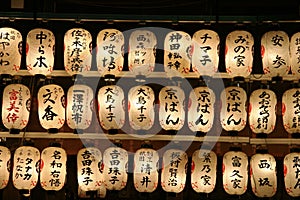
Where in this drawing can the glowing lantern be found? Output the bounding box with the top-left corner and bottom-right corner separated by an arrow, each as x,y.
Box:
0,146 -> 11,189
223,151 -> 248,195
66,84 -> 93,130
0,27 -> 22,75
128,85 -> 155,130
188,86 -> 215,133
220,86 -> 247,132
78,184 -> 106,198
261,30 -> 290,77
97,29 -> 124,77
192,29 -> 220,77
159,86 -> 185,131
2,84 -> 30,131
103,146 -> 128,190
40,147 -> 67,191
249,89 -> 277,134
284,152 -> 300,197
164,31 -> 192,77
282,88 -> 300,134
290,32 -> 300,77
191,149 -> 217,193
64,28 -> 92,76
38,84 -> 65,131
250,153 -> 277,198
161,149 -> 188,193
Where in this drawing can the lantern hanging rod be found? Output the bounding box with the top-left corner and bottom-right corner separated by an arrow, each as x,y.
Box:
250,138 -> 300,145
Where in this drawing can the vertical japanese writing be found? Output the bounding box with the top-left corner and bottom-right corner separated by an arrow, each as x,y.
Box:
226,88 -> 242,126
71,90 -> 84,125
195,89 -> 211,126
48,150 -> 63,187
230,155 -> 243,189
80,150 -> 94,186
292,156 -> 300,189
108,149 -> 121,185
6,88 -> 20,124
200,152 -> 212,186
167,151 -> 182,187
292,90 -> 300,129
256,91 -> 271,130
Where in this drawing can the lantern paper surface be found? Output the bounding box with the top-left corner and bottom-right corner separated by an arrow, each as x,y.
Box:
282,88 -> 300,134
98,85 -> 125,130
225,30 -> 254,77
97,29 -> 124,77
103,147 -> 128,190
0,146 -> 11,189
2,84 -> 31,130
134,148 -> 159,193
77,147 -> 103,192
261,30 -> 290,77
220,86 -> 247,132
192,30 -> 220,77
290,32 -> 300,77
13,146 -> 40,190
0,27 -> 22,75
26,28 -> 55,76
78,184 -> 106,198
164,31 -> 192,77
38,84 -> 65,130
64,28 -> 92,76
249,89 -> 277,134
250,153 -> 277,198
40,147 -> 67,191
191,149 -> 217,193
284,152 -> 300,197
128,85 -> 155,130
161,149 -> 188,193
223,151 -> 248,195
159,86 -> 185,131
66,84 -> 93,130
188,86 -> 215,133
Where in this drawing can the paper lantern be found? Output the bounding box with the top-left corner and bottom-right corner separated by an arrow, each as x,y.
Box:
159,86 -> 185,131
78,184 -> 106,198
40,147 -> 67,191
26,28 -> 55,76
192,29 -> 220,77
2,84 -> 30,130
64,28 -> 92,76
66,84 -> 93,130
164,31 -> 192,77
284,152 -> 300,197
77,147 -> 103,192
12,146 -> 40,191
220,86 -> 247,132
128,30 -> 157,77
225,30 -> 254,78
38,84 -> 65,130
103,146 -> 128,190
0,27 -> 22,75
290,32 -> 300,77
250,153 -> 277,198
223,151 -> 248,195
97,29 -> 124,77
191,149 -> 217,193
249,89 -> 277,134
0,146 -> 11,189
161,149 -> 188,193
97,85 -> 125,130
188,86 -> 215,133
282,88 -> 300,134
261,30 -> 290,77
128,85 -> 155,130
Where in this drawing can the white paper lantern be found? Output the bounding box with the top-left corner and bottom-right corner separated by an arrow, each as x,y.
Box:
0,27 -> 22,75
223,151 -> 248,195
2,84 -> 30,130
78,184 -> 106,199
97,29 -> 124,77
64,28 -> 92,76
192,29 -> 220,77
161,149 -> 188,193
103,146 -> 128,190
0,146 -> 11,189
261,30 -> 290,77
249,89 -> 277,134
282,88 -> 300,134
40,147 -> 67,191
191,149 -> 217,193
290,32 -> 300,77
284,152 -> 300,197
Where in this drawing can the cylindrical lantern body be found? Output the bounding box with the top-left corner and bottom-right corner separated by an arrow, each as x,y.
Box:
2,84 -> 31,130
0,146 -> 11,189
220,86 -> 247,132
0,27 -> 22,75
290,32 -> 300,77
103,146 -> 128,190
161,149 -> 188,193
191,149 -> 217,193
64,28 -> 92,76
249,89 -> 277,134
250,153 -> 277,198
40,147 -> 67,191
284,152 -> 300,197
133,148 -> 159,193
97,29 -> 124,77
223,151 -> 248,195
282,88 -> 300,134
78,184 -> 106,199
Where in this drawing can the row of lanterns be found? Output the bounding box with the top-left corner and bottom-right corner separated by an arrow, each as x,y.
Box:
0,27 -> 299,78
